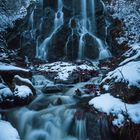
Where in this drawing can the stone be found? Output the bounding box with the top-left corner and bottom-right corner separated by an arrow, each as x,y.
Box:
83,33 -> 99,59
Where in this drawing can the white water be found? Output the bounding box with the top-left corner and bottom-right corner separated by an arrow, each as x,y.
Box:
78,33 -> 85,60
76,119 -> 87,140
54,0 -> 64,29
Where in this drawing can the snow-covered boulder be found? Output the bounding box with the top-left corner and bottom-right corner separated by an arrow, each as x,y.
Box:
14,85 -> 34,106
13,75 -> 36,95
0,120 -> 20,140
101,61 -> 140,103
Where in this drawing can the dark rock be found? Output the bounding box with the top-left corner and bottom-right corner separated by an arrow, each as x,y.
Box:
86,112 -> 112,140
101,80 -> 140,104
42,84 -> 64,93
83,33 -> 99,59
42,84 -> 73,94
55,97 -> 63,105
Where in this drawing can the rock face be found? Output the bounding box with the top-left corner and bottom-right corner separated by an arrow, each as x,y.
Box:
1,0 -> 110,62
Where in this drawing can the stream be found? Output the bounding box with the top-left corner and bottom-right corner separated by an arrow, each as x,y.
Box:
4,76 -> 112,140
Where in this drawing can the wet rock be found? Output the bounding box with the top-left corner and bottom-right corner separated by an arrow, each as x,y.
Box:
42,84 -> 64,93
66,33 -> 80,61
54,97 -> 63,105
47,25 -> 72,61
42,84 -> 73,94
86,112 -> 112,140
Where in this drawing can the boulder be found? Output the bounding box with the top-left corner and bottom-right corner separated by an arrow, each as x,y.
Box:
83,33 -> 99,59
13,85 -> 34,106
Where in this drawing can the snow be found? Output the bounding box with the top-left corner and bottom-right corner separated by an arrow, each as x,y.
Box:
14,85 -> 32,98
37,62 -> 97,81
89,93 -> 140,127
14,75 -> 33,86
120,43 -> 140,65
0,120 -> 20,140
0,63 -> 29,72
112,114 -> 124,128
0,0 -> 31,32
0,84 -> 13,102
107,0 -> 140,43
102,85 -> 110,91
102,61 -> 140,89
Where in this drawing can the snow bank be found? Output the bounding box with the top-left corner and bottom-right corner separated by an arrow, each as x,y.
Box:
0,120 -> 20,140
89,93 -> 140,127
102,61 -> 140,89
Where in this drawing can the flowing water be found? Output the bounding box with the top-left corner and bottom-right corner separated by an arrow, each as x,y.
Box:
6,80 -> 94,140
3,75 -> 113,140
36,0 -> 64,59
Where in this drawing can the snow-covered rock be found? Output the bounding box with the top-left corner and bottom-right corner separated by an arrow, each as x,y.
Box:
0,120 -> 20,140
103,61 -> 140,89
120,43 -> 140,65
13,85 -> 34,106
37,61 -> 98,84
14,85 -> 32,98
89,93 -> 140,127
101,61 -> 140,103
13,75 -> 36,95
